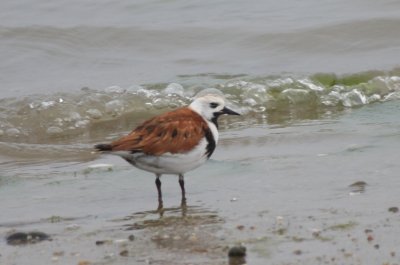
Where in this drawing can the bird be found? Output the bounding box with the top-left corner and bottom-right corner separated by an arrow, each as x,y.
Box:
94,91 -> 240,208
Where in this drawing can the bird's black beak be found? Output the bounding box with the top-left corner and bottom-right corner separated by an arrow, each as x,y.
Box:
220,107 -> 240,116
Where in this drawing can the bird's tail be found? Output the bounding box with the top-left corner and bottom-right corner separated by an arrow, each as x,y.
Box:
94,144 -> 113,152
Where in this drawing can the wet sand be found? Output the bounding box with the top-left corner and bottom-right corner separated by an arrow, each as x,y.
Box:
2,0 -> 400,263
1,102 -> 400,265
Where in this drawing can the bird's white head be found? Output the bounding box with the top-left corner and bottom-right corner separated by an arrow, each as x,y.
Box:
189,90 -> 240,126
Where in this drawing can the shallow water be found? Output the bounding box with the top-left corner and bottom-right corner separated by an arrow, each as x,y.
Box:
1,0 -> 400,264
1,100 -> 400,264
2,0 -> 400,97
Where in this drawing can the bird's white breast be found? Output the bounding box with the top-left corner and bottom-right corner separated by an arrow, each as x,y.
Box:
117,137 -> 210,175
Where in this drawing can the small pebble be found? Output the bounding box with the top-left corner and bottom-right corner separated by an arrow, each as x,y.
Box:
367,235 -> 374,242
95,240 -> 107,246
120,250 -> 129,257
236,225 -> 245,230
388,207 -> 399,213
228,245 -> 246,257
293,249 -> 302,255
374,244 -> 379,249
128,235 -> 135,241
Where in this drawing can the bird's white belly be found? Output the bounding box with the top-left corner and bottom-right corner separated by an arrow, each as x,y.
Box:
118,138 -> 209,175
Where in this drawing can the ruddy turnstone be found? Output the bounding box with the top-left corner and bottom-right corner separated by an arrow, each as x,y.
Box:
95,90 -> 240,207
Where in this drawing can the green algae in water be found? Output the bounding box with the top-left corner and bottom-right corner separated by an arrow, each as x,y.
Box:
311,70 -> 387,88
328,221 -> 358,231
311,73 -> 337,87
337,71 -> 385,86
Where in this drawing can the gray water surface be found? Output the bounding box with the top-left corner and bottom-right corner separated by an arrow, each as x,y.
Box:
1,0 -> 400,97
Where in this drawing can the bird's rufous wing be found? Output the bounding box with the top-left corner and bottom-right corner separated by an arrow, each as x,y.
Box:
109,108 -> 209,155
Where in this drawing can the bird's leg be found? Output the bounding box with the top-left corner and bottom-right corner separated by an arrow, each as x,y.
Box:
155,174 -> 163,210
179,174 -> 186,205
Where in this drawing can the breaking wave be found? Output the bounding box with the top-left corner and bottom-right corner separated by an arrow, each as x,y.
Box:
1,69 -> 400,143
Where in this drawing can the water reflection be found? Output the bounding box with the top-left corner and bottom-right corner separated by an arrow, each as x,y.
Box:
121,203 -> 223,231
111,203 -> 227,262
229,256 -> 247,265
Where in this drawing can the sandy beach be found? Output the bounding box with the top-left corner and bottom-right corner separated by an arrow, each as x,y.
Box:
1,0 -> 400,264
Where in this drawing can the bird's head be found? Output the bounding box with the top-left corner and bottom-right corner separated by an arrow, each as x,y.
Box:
189,91 -> 240,125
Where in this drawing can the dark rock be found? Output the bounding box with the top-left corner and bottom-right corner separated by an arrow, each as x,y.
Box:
128,235 -> 135,241
95,240 -> 106,246
349,181 -> 367,187
388,207 -> 399,213
6,231 -> 50,245
120,250 -> 129,257
236,225 -> 245,230
228,245 -> 246,257
293,249 -> 302,255
349,181 -> 367,193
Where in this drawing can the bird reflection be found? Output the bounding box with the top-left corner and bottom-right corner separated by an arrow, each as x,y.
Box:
120,202 -> 221,231
156,197 -> 187,218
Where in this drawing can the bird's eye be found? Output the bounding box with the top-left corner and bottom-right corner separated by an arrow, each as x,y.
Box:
210,102 -> 219,109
